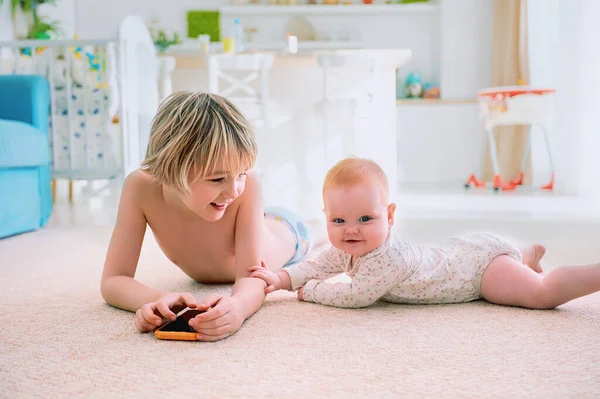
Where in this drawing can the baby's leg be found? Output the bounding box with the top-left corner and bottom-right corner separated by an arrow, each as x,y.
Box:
480,255 -> 600,309
518,244 -> 546,273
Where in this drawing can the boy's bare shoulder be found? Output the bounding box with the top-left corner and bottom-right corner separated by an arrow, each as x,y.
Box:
235,170 -> 261,204
245,170 -> 261,190
122,169 -> 163,200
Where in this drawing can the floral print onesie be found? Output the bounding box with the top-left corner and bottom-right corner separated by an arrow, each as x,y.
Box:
283,232 -> 522,308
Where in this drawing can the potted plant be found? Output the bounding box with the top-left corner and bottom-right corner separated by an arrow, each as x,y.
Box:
149,20 -> 182,53
0,0 -> 61,39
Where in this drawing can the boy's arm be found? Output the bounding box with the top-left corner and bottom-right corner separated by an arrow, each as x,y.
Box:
301,253 -> 405,308
101,171 -> 163,311
230,171 -> 269,319
102,171 -> 198,334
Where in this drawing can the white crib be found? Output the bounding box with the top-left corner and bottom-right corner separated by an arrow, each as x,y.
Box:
0,16 -> 160,201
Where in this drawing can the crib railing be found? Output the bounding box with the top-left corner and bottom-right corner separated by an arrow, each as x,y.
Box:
0,39 -> 124,200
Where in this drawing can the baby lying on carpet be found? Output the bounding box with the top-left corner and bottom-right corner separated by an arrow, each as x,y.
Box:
250,157 -> 600,309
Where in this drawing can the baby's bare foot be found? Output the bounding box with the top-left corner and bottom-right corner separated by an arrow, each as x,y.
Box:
527,244 -> 546,273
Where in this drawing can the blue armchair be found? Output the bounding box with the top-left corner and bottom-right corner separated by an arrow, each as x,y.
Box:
0,75 -> 53,239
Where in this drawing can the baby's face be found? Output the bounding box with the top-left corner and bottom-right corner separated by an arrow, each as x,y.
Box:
323,182 -> 395,257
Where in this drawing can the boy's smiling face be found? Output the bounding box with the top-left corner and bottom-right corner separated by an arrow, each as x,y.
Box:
177,157 -> 248,222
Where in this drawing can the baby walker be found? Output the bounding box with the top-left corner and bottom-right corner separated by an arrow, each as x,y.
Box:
465,85 -> 557,191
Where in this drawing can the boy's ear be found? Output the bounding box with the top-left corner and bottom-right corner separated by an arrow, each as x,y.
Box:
387,203 -> 396,227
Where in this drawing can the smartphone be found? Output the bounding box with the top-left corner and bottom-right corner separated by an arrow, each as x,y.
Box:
154,308 -> 205,341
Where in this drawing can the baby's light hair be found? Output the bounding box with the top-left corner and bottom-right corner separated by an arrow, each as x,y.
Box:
141,91 -> 257,193
323,157 -> 390,203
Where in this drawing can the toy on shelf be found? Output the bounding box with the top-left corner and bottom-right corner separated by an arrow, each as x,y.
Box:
398,72 -> 440,99
404,72 -> 423,98
422,82 -> 440,99
465,85 -> 557,192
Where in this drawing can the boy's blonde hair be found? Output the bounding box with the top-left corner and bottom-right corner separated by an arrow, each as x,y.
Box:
141,91 -> 257,193
323,157 -> 389,203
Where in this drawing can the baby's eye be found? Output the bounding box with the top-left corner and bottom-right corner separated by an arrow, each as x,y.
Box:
210,177 -> 226,183
332,218 -> 345,224
238,172 -> 247,178
359,216 -> 372,222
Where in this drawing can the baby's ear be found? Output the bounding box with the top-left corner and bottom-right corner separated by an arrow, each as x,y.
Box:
387,203 -> 397,227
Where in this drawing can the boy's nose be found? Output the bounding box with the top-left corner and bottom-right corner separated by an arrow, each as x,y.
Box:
222,180 -> 239,199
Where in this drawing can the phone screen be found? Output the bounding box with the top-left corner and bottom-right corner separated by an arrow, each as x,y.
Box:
158,309 -> 204,332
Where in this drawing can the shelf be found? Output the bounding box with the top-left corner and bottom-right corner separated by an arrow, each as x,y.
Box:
169,39 -> 364,54
247,40 -> 365,50
396,98 -> 478,105
220,4 -> 439,16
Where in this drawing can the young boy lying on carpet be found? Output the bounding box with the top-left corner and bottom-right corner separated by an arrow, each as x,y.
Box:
250,157 -> 600,309
101,91 -> 318,341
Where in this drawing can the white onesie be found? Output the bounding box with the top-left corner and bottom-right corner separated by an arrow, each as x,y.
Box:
284,232 -> 522,308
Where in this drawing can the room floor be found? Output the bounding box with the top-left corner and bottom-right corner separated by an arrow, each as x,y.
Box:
2,188 -> 599,398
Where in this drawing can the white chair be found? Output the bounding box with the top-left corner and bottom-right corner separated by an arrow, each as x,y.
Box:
317,51 -> 383,170
157,55 -> 176,102
207,53 -> 274,128
206,52 -> 276,196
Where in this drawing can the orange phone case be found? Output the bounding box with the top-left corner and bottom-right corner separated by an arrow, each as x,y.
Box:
154,308 -> 205,341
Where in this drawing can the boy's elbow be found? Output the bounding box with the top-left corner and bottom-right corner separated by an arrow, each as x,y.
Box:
100,276 -> 115,305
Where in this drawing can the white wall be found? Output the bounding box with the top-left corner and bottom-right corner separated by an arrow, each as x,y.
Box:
396,103 -> 484,185
527,0 -> 559,188
527,0 -> 600,202
0,0 -> 13,40
439,0 -> 493,99
396,0 -> 494,186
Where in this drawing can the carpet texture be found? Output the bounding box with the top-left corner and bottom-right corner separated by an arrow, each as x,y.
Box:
1,219 -> 599,398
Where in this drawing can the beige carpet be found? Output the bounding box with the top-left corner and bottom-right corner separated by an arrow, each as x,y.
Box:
1,218 -> 599,398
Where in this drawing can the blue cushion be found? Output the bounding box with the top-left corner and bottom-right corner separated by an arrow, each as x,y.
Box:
0,75 -> 50,134
0,169 -> 42,238
0,120 -> 50,167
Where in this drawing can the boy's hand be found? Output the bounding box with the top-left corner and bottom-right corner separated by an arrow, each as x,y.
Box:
189,294 -> 244,342
135,292 -> 197,333
248,261 -> 282,294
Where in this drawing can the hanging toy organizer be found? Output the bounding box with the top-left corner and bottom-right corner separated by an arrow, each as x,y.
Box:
465,86 -> 557,191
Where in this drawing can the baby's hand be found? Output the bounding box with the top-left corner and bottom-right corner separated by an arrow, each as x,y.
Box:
248,261 -> 282,294
297,286 -> 304,301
